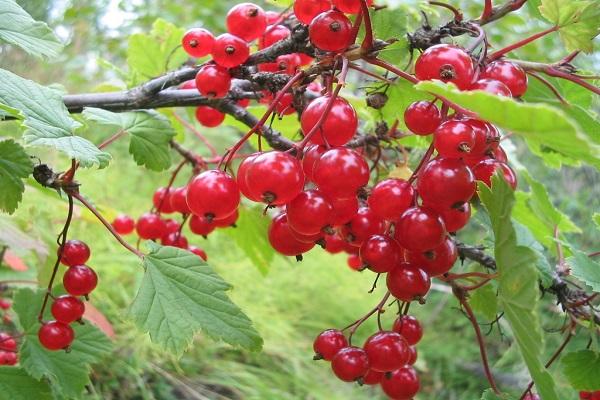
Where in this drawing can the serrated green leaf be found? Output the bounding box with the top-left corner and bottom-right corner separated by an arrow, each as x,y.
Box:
0,68 -> 110,168
130,242 -> 263,355
0,0 -> 63,58
369,6 -> 409,66
566,245 -> 600,292
0,367 -> 52,400
562,350 -> 600,391
514,220 -> 555,287
469,282 -> 498,321
83,108 -> 175,171
13,288 -> 112,399
539,0 -> 600,52
478,174 -> 559,400
416,80 -> 600,169
223,206 -> 275,276
0,139 -> 33,213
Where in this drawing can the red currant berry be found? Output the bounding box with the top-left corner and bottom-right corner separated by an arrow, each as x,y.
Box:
493,145 -> 508,163
324,232 -> 346,254
186,170 -> 240,220
342,207 -> 386,247
195,64 -> 232,98
347,254 -> 362,270
246,152 -> 305,205
314,148 -> 369,199
0,333 -> 16,352
313,329 -> 348,361
407,236 -> 458,277
404,101 -> 442,135
407,346 -> 418,365
330,195 -> 359,225
212,33 -> 250,68
331,346 -> 369,382
392,315 -> 423,345
268,214 -> 315,256
63,265 -> 98,296
38,321 -> 74,351
163,219 -> 181,235
362,369 -> 384,385
275,54 -> 302,76
463,118 -> 491,157
60,240 -> 91,267
364,331 -> 409,372
213,209 -> 239,228
161,232 -> 189,249
435,202 -> 471,232
290,228 -> 323,245
266,11 -> 280,24
0,299 -> 11,310
188,246 -> 208,261
286,190 -> 334,235
471,78 -> 512,97
309,10 -> 352,52
380,366 -> 420,399
237,98 -> 250,108
237,153 -> 262,201
274,92 -> 296,116
473,159 -> 517,189
368,178 -> 414,221
169,187 -> 191,214
51,295 -> 85,324
136,213 -> 167,240
580,392 -> 593,400
259,24 -> 291,49
302,145 -> 326,182
481,60 -> 528,97
434,119 -> 477,158
417,158 -> 476,208
415,44 -> 474,90
332,0 -> 372,14
153,187 -> 175,214
395,207 -> 446,251
182,28 -> 214,58
180,80 -> 197,89
301,96 -> 358,146
386,264 -> 431,302
189,214 -> 216,236
112,214 -> 135,235
360,235 -> 402,273
226,3 -> 267,42
293,0 -> 331,25
0,351 -> 17,365
195,106 -> 225,127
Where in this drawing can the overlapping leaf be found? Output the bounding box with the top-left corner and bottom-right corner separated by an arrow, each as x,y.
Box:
0,367 -> 52,400
562,350 -> 600,391
539,0 -> 600,52
0,139 -> 33,213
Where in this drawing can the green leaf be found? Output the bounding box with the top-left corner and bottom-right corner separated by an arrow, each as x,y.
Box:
0,367 -> 52,400
13,288 -> 112,399
416,80 -> 600,169
539,0 -> 600,52
369,8 -> 409,65
566,245 -> 600,292
594,213 -> 600,229
0,139 -> 33,214
127,19 -> 187,84
478,174 -> 559,400
0,69 -> 110,168
514,221 -> 555,287
562,350 -> 600,391
130,242 -> 263,355
469,282 -> 498,321
223,206 -> 275,276
0,0 -> 63,58
82,108 -> 175,171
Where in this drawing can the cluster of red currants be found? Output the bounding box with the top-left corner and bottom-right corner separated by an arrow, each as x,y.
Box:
38,240 -> 97,351
581,391 -> 600,399
313,315 -> 422,399
0,331 -> 18,366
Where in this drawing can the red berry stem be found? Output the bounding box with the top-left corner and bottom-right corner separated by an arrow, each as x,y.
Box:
526,71 -> 568,104
38,194 -> 74,322
348,63 -> 393,83
407,143 -> 435,184
349,9 -> 363,45
428,1 -> 463,22
488,25 -> 559,61
342,291 -> 391,345
480,0 -> 494,22
172,112 -> 218,158
359,0 -> 374,51
71,192 -> 144,259
153,159 -> 189,215
97,129 -> 127,150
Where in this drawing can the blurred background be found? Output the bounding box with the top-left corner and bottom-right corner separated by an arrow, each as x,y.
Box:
0,0 -> 599,399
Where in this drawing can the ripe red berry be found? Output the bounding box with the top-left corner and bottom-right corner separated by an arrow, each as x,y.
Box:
265,11 -> 280,24
212,33 -> 250,68
331,346 -> 370,382
0,333 -> 16,352
245,152 -> 305,205
195,64 -> 232,98
163,219 -> 181,235
404,101 -> 442,135
195,106 -> 225,127
236,153 -> 262,201
186,170 -> 240,220
347,254 -> 362,270
471,78 -> 513,97
407,346 -> 418,365
415,44 -> 474,90
153,187 -> 175,214
180,80 -> 197,90
362,369 -> 384,385
463,118 -> 491,157
0,351 -> 17,365
309,10 -> 352,52
330,195 -> 359,225
434,119 -> 477,158
51,295 -> 85,324
189,214 -> 216,236
60,240 -> 91,267
0,299 -> 11,310
182,28 -> 214,58
380,366 -> 420,399
188,246 -> 208,261
363,331 -> 409,372
360,235 -> 402,273
259,24 -> 291,49
481,60 -> 528,97
268,214 -> 315,256
473,159 -> 517,189
136,213 -> 166,240
368,178 -> 414,221
392,315 -> 423,345
302,145 -> 327,182
314,148 -> 369,199
386,264 -> 431,302
435,202 -> 471,232
226,3 -> 267,42
286,190 -> 334,235
161,232 -> 189,249
38,321 -> 74,351
274,92 -> 296,115
313,329 -> 348,360
112,214 -> 135,235
332,0 -> 372,14
293,0 -> 331,25
301,96 -> 358,146
417,158 -> 476,208
342,207 -> 386,247
407,236 -> 458,277
63,265 -> 98,296
169,187 -> 191,214
324,232 -> 346,254
213,209 -> 239,228
395,207 -> 446,251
